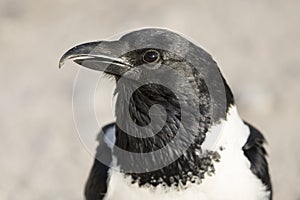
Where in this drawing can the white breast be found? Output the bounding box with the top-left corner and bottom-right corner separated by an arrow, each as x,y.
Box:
104,106 -> 270,200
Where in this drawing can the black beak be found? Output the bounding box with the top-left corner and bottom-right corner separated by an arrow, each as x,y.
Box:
59,41 -> 131,76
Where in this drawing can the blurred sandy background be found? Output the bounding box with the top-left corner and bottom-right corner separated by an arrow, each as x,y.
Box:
1,0 -> 299,199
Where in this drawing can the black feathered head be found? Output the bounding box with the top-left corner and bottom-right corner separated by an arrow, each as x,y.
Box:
60,28 -> 234,183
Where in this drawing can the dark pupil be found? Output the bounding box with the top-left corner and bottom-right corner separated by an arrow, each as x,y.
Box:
144,51 -> 159,63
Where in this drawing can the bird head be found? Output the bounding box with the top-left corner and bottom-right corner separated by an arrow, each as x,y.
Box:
59,28 -> 234,184
59,28 -> 233,122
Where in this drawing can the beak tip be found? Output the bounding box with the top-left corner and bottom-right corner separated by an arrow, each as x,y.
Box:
58,53 -> 69,69
58,58 -> 66,69
58,61 -> 63,69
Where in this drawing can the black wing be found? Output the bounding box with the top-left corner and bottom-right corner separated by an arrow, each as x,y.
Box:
242,121 -> 272,199
85,123 -> 115,200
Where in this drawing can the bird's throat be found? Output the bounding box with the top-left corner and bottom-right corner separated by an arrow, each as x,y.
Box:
112,82 -> 219,188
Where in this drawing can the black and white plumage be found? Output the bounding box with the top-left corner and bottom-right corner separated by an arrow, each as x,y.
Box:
60,28 -> 272,200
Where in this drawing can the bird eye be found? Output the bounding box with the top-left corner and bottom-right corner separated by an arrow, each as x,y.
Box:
143,50 -> 160,63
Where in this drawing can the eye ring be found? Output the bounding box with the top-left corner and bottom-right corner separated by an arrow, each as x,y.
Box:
143,49 -> 160,63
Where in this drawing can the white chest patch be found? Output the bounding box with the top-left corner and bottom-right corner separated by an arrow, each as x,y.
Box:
103,106 -> 270,200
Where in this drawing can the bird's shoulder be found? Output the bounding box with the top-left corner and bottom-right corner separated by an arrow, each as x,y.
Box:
85,123 -> 116,200
242,121 -> 272,199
